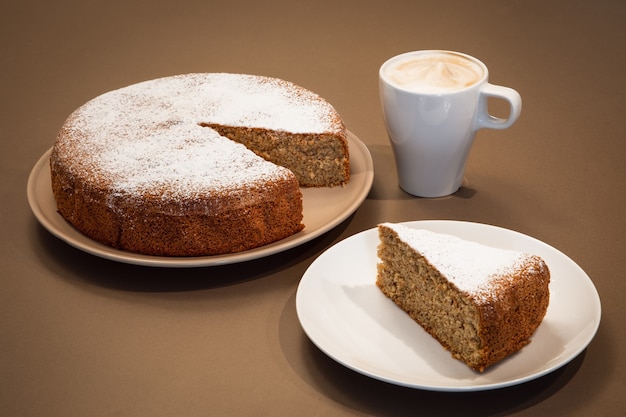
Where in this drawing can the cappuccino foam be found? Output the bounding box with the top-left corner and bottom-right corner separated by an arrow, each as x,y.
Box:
384,52 -> 484,93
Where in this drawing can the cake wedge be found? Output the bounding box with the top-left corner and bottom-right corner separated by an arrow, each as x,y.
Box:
376,223 -> 550,372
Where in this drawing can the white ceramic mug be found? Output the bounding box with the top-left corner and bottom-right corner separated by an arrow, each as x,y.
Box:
379,50 -> 522,197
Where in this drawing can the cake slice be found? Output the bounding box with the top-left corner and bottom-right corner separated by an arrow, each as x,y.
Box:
376,223 -> 550,372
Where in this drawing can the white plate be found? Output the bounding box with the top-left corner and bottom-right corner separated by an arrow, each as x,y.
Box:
27,131 -> 374,267
296,220 -> 601,391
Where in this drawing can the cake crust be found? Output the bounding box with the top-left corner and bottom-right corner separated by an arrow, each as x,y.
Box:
50,73 -> 348,256
376,223 -> 550,372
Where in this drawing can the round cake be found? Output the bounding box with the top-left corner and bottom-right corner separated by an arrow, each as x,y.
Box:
50,73 -> 350,256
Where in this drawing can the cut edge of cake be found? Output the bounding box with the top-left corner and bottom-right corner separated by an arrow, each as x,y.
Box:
201,123 -> 350,187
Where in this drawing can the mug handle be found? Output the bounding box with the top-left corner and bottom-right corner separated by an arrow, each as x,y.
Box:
475,83 -> 522,130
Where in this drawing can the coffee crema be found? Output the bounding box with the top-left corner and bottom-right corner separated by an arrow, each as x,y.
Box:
383,52 -> 484,93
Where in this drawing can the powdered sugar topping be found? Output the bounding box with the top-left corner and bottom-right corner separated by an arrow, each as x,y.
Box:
382,223 -> 532,299
54,73 -> 342,197
114,73 -> 342,133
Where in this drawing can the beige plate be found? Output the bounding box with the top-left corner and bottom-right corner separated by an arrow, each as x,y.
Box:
27,131 -> 374,267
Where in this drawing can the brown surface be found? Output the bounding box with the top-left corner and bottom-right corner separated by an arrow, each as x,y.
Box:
1,0 -> 624,416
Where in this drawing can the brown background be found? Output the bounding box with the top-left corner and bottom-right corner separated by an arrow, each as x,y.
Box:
2,0 -> 624,416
